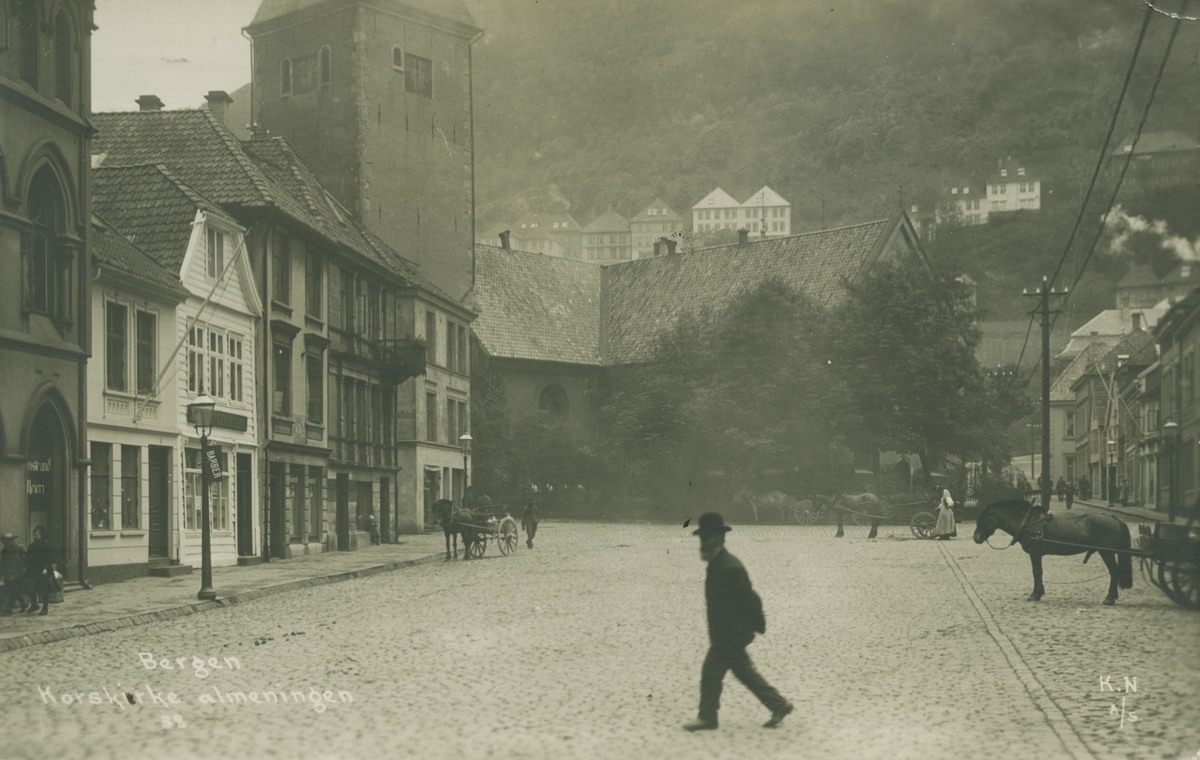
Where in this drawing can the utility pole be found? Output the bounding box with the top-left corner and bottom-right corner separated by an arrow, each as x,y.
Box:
1023,276 -> 1068,509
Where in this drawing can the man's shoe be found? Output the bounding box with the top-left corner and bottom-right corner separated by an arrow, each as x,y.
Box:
682,718 -> 718,732
763,702 -> 794,728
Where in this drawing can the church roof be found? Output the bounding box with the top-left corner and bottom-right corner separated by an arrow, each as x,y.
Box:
249,0 -> 479,33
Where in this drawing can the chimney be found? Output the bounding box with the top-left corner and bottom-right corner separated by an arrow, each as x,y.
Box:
498,230 -> 511,250
205,90 -> 234,124
1132,312 -> 1142,332
662,237 -> 677,256
136,95 -> 164,112
738,228 -> 749,246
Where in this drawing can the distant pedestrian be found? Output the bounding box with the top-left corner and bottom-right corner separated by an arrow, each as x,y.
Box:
1065,481 -> 1075,510
522,498 -> 539,549
1056,477 -> 1066,503
1078,475 -> 1091,501
932,484 -> 956,540
24,525 -> 55,615
365,512 -> 380,545
0,533 -> 29,614
683,512 -> 792,732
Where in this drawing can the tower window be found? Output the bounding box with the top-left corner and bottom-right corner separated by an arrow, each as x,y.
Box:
404,53 -> 433,98
392,47 -> 404,72
281,58 -> 292,97
319,46 -> 331,87
55,10 -> 73,106
18,0 -> 38,88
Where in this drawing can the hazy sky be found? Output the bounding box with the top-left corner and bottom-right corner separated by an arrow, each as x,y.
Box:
93,1 -> 258,113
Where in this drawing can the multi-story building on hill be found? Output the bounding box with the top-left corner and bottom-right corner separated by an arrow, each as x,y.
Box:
986,158 -> 1041,214
630,199 -> 685,259
512,212 -> 580,259
0,0 -> 95,581
245,0 -> 484,300
939,180 -> 988,226
582,209 -> 631,263
692,186 -> 790,237
1109,131 -> 1200,191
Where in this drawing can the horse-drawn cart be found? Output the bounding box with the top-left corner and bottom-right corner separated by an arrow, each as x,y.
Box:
801,495 -> 940,538
1137,522 -> 1199,610
457,507 -> 520,559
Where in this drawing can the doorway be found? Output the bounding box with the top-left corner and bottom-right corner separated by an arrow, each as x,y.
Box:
336,473 -> 350,551
237,453 -> 253,556
148,446 -> 171,559
269,462 -> 286,558
356,481 -> 374,532
27,403 -> 71,577
379,477 -> 390,543
424,469 -> 440,527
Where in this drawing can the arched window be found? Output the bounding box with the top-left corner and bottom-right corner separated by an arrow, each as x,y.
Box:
392,47 -> 404,72
280,58 -> 292,97
319,46 -> 331,87
18,0 -> 39,88
538,384 -> 569,418
54,9 -> 72,105
22,166 -> 72,329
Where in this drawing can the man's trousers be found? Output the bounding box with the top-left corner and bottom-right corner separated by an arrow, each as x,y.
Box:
698,640 -> 787,721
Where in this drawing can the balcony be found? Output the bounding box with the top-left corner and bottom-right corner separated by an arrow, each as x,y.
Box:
372,338 -> 427,384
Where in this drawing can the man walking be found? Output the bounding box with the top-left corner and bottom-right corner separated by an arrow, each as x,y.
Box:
684,512 -> 792,732
521,498 -> 539,549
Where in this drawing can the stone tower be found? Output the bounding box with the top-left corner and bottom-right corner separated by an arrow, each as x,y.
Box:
246,0 -> 482,299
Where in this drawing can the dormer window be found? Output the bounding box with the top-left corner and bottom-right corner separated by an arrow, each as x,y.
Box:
951,188 -> 958,195
963,187 -> 969,194
1000,169 -> 1008,177
1018,167 -> 1026,176
207,227 -> 225,279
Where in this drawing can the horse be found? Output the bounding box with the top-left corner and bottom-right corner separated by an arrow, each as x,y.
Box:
732,486 -> 794,523
973,499 -> 1133,606
432,499 -> 469,560
812,492 -> 884,538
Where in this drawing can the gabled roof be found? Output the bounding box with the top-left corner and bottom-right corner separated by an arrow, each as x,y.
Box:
582,209 -> 629,233
741,186 -> 789,208
514,212 -> 582,236
90,212 -> 189,298
1117,263 -> 1164,289
1070,330 -> 1155,392
248,0 -> 479,34
692,187 -> 741,209
1051,349 -> 1092,402
988,158 -> 1037,183
473,245 -> 602,365
1120,131 -> 1200,155
93,163 -> 235,273
630,199 -> 682,222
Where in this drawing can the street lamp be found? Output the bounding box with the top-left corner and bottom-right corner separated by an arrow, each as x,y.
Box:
189,394 -> 217,601
1106,439 -> 1116,508
459,433 -> 472,505
1163,421 -> 1178,521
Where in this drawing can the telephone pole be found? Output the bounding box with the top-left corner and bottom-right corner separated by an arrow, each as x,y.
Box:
1023,277 -> 1068,509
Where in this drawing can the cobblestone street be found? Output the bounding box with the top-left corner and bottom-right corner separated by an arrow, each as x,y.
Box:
1,520 -> 1197,760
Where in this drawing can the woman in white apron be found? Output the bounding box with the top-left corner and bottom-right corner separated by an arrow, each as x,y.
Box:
933,484 -> 956,540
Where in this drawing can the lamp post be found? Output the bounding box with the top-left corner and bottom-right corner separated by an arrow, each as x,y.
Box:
459,433 -> 472,505
1163,421 -> 1178,521
1106,439 -> 1116,508
189,394 -> 217,601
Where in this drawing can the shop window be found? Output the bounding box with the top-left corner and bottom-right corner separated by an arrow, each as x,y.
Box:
121,446 -> 139,529
90,443 -> 112,530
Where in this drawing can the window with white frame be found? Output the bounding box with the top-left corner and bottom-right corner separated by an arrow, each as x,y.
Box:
187,324 -> 246,401
228,335 -> 244,402
184,448 -> 229,531
106,301 -> 128,391
136,311 -> 157,394
206,227 -> 225,279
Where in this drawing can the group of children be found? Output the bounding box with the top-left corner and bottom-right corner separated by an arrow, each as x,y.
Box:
0,526 -> 57,616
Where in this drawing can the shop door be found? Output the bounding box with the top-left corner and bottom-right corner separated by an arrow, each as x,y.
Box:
27,404 -> 71,578
237,454 -> 253,556
424,469 -> 440,526
148,447 -> 170,558
336,473 -> 350,551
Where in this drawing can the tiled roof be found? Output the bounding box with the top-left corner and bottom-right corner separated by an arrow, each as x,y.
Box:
742,186 -> 789,207
1120,131 -> 1200,155
92,109 -> 448,302
92,163 -> 233,274
603,219 -> 901,365
692,187 -> 741,209
1117,263 -> 1163,289
1070,330 -> 1155,391
249,0 -> 479,31
1051,349 -> 1091,402
513,212 -> 582,233
582,209 -> 629,233
90,212 -> 189,297
473,245 -> 601,365
976,320 -> 1067,369
630,199 -> 682,222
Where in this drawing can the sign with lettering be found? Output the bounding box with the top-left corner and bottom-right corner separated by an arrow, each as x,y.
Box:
26,459 -> 51,509
205,448 -> 224,480
186,407 -> 248,433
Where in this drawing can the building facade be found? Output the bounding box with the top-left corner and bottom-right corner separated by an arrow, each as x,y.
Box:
0,0 -> 94,582
246,0 -> 484,300
630,199 -> 684,259
692,186 -> 791,237
986,158 -> 1041,214
581,209 -> 631,263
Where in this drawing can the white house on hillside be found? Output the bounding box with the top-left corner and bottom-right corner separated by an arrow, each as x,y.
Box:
692,186 -> 791,237
987,158 -> 1041,214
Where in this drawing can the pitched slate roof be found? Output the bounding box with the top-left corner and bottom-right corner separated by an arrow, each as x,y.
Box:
603,219 -> 898,364
90,212 -> 189,297
742,186 -> 789,208
249,0 -> 479,32
1050,349 -> 1090,403
1120,130 -> 1200,155
692,187 -> 741,209
92,163 -> 234,273
630,199 -> 682,222
473,245 -> 602,365
1070,330 -> 1155,392
582,209 -> 629,233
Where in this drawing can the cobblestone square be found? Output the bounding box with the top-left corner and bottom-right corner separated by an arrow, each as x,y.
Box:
1,520 -> 1197,760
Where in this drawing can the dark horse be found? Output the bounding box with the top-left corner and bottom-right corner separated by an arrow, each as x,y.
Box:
432,499 -> 480,560
813,493 -> 884,539
974,499 -> 1133,605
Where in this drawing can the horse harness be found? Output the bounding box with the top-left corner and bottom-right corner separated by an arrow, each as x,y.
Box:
1007,502 -> 1053,547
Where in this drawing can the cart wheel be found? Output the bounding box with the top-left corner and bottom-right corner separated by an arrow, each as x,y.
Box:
795,505 -> 817,525
851,510 -> 872,526
498,517 -> 518,556
1168,551 -> 1200,610
910,512 -> 936,539
467,536 -> 486,559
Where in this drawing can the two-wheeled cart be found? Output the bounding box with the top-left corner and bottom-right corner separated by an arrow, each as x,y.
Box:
1137,522 -> 1199,610
458,507 -> 520,559
793,498 -> 940,538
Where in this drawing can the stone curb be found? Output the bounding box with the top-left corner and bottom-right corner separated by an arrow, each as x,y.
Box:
0,552 -> 444,654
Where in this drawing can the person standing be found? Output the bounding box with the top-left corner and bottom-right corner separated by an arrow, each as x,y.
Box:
1055,477 -> 1066,503
684,512 -> 792,732
521,498 -> 539,549
0,534 -> 29,614
933,484 -> 956,540
24,525 -> 55,615
1065,481 -> 1075,510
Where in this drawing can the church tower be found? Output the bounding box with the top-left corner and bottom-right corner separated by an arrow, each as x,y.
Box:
246,0 -> 482,299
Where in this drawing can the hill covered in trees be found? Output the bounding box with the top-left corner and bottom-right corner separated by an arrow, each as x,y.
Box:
469,0 -> 1198,324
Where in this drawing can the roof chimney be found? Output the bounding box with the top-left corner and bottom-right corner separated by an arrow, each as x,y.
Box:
662,237 -> 677,256
738,228 -> 749,246
1132,312 -> 1142,332
498,230 -> 511,250
136,95 -> 165,112
205,90 -> 233,124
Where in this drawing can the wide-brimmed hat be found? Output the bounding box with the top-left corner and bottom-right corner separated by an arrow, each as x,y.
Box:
693,512 -> 732,535
0,533 -> 15,540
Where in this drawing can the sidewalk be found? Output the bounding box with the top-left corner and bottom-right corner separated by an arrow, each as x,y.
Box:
0,533 -> 447,654
1066,497 -> 1193,525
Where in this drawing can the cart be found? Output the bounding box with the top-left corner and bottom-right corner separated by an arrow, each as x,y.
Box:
1137,522 -> 1200,610
793,498 -> 940,538
458,507 -> 520,559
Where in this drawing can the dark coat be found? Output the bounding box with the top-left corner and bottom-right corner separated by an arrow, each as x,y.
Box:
0,544 -> 25,583
705,548 -> 766,647
522,504 -> 539,529
24,538 -> 53,579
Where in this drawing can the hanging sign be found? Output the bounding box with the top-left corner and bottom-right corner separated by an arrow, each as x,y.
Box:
205,447 -> 224,480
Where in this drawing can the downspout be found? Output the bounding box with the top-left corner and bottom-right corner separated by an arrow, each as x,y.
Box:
468,29 -> 483,294
242,27 -> 255,134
